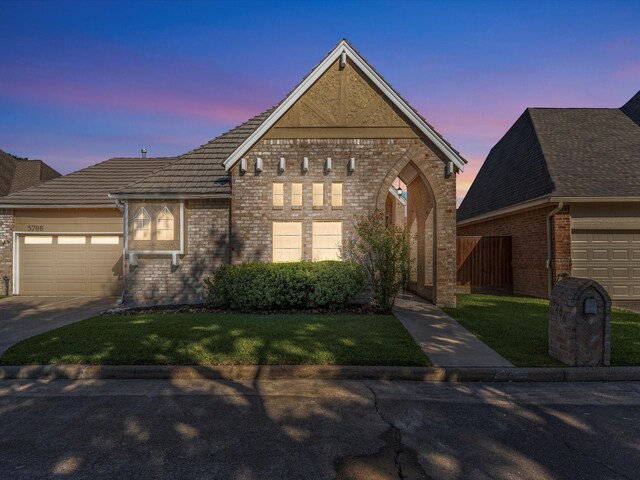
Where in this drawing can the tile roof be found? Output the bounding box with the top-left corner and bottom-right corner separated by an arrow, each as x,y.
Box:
0,149 -> 61,197
0,157 -> 175,207
458,106 -> 640,222
111,108 -> 275,196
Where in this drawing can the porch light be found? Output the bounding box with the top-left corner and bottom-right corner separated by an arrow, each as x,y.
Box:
445,161 -> 454,176
256,157 -> 263,173
240,158 -> 247,173
325,157 -> 332,172
397,186 -> 403,196
348,157 -> 355,172
278,157 -> 286,172
172,253 -> 180,267
129,253 -> 138,266
302,157 -> 309,172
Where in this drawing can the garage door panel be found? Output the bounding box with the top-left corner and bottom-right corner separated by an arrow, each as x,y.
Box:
19,235 -> 122,296
572,229 -> 640,300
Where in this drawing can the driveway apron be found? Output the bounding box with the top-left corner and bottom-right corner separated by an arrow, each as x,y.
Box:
0,296 -> 118,356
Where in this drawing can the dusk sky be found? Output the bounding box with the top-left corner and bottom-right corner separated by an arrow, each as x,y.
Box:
1,0 -> 639,204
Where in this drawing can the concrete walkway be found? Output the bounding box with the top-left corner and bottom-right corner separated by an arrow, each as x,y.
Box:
393,292 -> 513,367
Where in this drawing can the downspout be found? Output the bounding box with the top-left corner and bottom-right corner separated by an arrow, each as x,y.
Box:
546,201 -> 564,298
114,199 -> 126,305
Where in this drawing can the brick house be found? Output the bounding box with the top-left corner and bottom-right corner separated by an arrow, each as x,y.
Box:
457,91 -> 640,300
0,40 -> 466,307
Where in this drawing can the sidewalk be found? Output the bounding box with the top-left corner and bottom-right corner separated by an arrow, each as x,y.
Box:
393,292 -> 513,367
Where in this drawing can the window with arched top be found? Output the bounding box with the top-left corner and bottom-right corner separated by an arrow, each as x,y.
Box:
134,208 -> 151,240
157,207 -> 174,241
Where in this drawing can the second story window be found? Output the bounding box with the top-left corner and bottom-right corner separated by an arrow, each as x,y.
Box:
313,182 -> 324,208
134,207 -> 151,241
273,183 -> 284,208
157,207 -> 174,241
331,182 -> 343,207
292,182 -> 303,207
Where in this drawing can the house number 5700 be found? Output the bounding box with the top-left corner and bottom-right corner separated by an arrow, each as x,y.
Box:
27,225 -> 44,232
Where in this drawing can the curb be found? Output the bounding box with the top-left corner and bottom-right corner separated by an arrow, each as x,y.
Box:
2,365 -> 640,382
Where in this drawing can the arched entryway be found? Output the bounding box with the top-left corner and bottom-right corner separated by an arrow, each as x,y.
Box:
382,161 -> 437,303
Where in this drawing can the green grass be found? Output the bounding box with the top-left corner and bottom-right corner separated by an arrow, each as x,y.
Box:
0,313 -> 430,366
444,294 -> 640,367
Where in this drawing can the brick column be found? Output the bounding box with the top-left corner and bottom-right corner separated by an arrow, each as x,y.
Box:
0,209 -> 14,296
552,205 -> 572,287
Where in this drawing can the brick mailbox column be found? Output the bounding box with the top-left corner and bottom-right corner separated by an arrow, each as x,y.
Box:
549,277 -> 611,366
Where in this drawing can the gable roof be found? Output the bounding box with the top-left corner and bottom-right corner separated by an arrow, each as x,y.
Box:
223,40 -> 466,172
0,157 -> 175,207
458,106 -> 640,222
622,90 -> 640,126
110,108 -> 275,197
111,40 -> 465,198
0,149 -> 61,197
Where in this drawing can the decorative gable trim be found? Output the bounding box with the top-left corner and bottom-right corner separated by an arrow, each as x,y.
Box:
223,40 -> 466,172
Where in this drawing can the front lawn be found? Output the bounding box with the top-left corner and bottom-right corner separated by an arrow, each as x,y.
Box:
0,312 -> 429,366
444,295 -> 640,367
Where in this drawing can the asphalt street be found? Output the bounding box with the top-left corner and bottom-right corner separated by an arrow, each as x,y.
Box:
1,379 -> 639,479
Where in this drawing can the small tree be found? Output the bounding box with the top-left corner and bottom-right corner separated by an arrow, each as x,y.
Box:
341,210 -> 411,313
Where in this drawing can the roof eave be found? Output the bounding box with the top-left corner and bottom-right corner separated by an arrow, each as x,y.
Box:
458,195 -> 640,226
108,193 -> 232,200
222,40 -> 466,172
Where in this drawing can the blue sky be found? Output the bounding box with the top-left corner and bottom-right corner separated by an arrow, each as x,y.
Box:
1,0 -> 639,201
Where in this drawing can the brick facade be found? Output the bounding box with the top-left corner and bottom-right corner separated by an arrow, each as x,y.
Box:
0,209 -> 14,296
457,205 -> 572,298
124,200 -> 230,306
231,137 -> 458,307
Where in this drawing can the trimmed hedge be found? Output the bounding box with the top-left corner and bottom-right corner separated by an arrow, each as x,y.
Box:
205,261 -> 364,311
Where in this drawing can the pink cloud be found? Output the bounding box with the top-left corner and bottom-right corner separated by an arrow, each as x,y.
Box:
0,79 -> 265,124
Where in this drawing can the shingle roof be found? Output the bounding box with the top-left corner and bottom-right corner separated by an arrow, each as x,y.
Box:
622,90 -> 640,126
0,149 -> 61,197
0,157 -> 175,206
457,110 -> 553,221
111,108 -> 275,196
458,106 -> 640,222
113,39 -> 464,197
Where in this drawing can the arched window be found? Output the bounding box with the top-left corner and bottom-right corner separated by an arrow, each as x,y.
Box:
157,207 -> 174,241
133,207 -> 151,240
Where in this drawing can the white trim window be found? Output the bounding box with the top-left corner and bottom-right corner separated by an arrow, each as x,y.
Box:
312,221 -> 342,261
134,207 -> 151,241
273,222 -> 302,262
157,207 -> 175,241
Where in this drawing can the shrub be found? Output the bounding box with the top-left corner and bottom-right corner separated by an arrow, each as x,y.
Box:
341,210 -> 411,313
205,261 -> 364,311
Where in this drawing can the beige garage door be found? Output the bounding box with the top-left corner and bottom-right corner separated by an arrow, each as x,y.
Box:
572,230 -> 640,300
19,235 -> 123,296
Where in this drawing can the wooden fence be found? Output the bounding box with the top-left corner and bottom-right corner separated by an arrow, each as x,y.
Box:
457,236 -> 512,294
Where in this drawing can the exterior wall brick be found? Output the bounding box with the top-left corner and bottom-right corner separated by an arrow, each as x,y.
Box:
230,138 -> 458,307
0,209 -> 14,296
552,206 -> 572,282
457,205 -> 572,298
124,200 -> 230,306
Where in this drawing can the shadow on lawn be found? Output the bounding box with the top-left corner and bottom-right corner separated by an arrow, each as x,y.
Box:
0,314 -> 427,367
1,377 -> 639,479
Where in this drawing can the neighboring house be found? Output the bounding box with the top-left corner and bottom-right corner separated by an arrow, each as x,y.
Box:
0,40 -> 466,307
457,91 -> 640,300
0,149 -> 60,197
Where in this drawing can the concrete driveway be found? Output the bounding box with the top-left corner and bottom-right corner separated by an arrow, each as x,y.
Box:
0,296 -> 118,356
